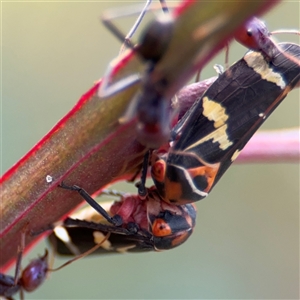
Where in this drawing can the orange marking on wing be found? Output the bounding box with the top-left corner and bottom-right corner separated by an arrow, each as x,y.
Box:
171,231 -> 190,248
151,159 -> 166,183
188,165 -> 219,193
164,179 -> 183,204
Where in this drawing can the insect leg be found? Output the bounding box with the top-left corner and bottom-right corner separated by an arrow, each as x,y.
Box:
59,182 -> 123,226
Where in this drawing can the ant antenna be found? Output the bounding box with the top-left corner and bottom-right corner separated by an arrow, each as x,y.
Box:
48,232 -> 111,272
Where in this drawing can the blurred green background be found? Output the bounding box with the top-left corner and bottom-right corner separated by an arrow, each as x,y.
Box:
2,1 -> 299,299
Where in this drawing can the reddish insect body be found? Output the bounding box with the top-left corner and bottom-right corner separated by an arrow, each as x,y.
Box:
51,186 -> 197,254
149,18 -> 300,205
0,250 -> 48,299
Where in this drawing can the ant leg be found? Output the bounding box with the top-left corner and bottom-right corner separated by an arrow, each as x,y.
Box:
136,150 -> 150,199
271,29 -> 300,36
13,231 -> 26,285
100,189 -> 126,198
102,1 -> 170,49
224,43 -> 230,70
194,69 -> 201,82
119,0 -> 153,53
99,1 -> 171,99
119,0 -> 169,53
159,0 -> 169,13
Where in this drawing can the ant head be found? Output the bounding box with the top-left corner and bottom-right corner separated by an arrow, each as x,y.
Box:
235,17 -> 270,50
235,17 -> 277,60
136,15 -> 173,63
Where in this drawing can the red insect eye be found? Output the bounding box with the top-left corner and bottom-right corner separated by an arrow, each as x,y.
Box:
152,219 -> 172,237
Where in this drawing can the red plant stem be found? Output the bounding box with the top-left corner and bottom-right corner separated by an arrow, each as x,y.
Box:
236,128 -> 300,164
